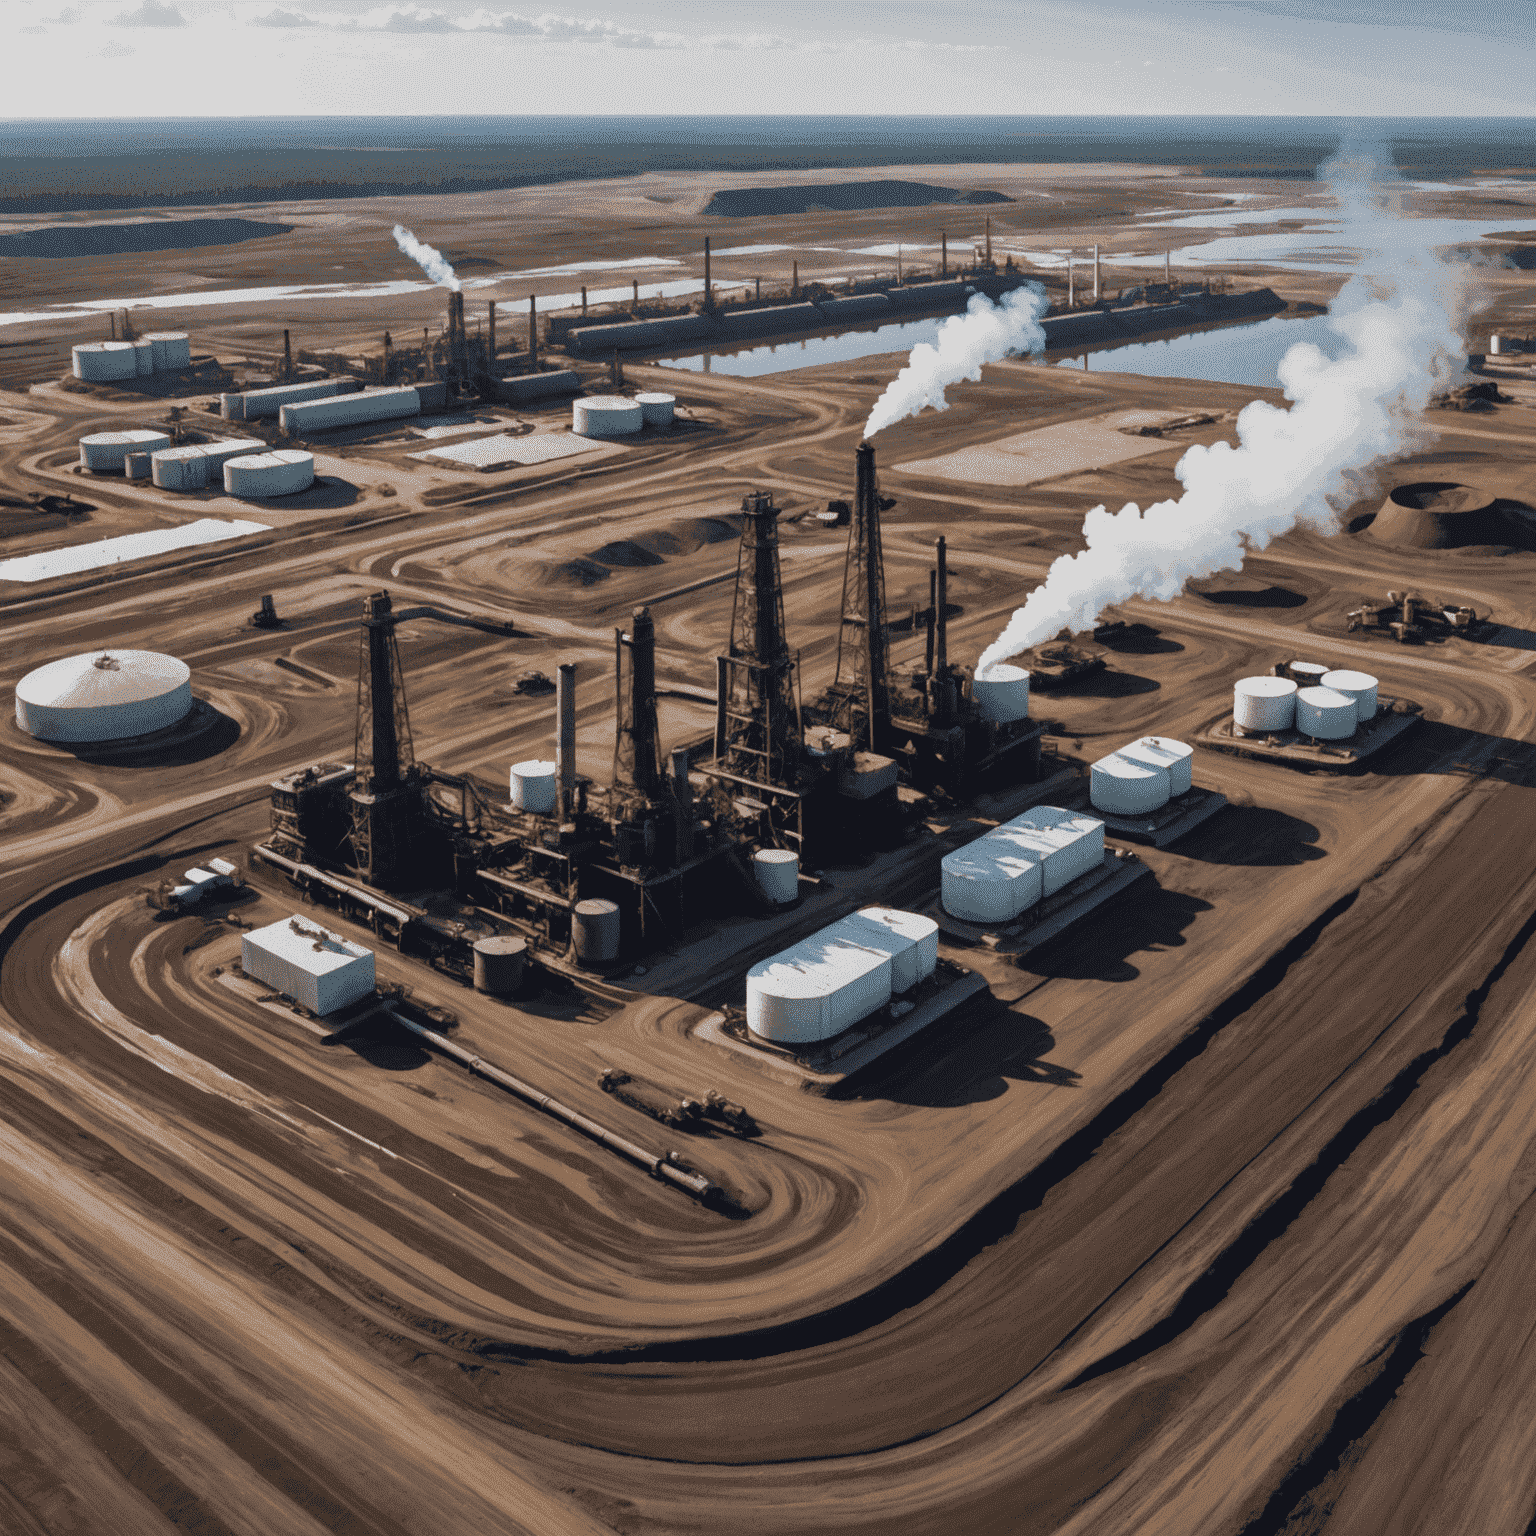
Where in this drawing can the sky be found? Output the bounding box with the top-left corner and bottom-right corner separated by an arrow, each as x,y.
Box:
4,0 -> 1534,118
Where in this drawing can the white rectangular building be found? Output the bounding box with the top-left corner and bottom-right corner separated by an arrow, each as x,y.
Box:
279,387 -> 420,434
242,915 -> 375,1015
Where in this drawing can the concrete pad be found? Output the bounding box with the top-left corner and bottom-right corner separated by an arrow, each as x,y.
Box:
894,410 -> 1187,486
411,432 -> 605,470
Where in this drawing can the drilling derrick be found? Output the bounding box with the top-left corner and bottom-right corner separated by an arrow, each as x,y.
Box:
349,590 -> 423,888
824,441 -> 892,754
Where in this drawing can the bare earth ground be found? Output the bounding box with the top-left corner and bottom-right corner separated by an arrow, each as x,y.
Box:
2,162 -> 1536,1535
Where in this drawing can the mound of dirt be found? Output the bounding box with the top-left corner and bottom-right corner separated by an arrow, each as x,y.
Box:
703,180 -> 1013,217
590,540 -> 665,568
1365,481 -> 1536,549
543,558 -> 612,586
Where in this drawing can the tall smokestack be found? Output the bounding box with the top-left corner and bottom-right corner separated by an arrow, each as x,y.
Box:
942,232 -> 948,277
556,661 -> 576,820
382,330 -> 392,381
934,535 -> 949,676
925,568 -> 936,674
581,284 -> 588,317
487,300 -> 496,368
755,275 -> 761,301
528,294 -> 538,365
1068,255 -> 1074,308
1093,245 -> 1101,303
985,217 -> 992,266
283,328 -> 291,377
1165,248 -> 1171,288
619,606 -> 661,797
704,235 -> 712,310
792,260 -> 799,297
632,278 -> 639,309
110,312 -> 117,340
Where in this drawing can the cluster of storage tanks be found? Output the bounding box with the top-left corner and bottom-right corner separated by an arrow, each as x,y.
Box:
79,430 -> 314,496
219,378 -> 448,431
72,333 -> 191,381
1233,667 -> 1379,740
572,393 -> 675,438
941,805 -> 1105,925
1090,735 -> 1194,815
747,906 -> 939,1044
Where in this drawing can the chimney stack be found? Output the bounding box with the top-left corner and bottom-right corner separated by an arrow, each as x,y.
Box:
792,259 -> 799,297
704,235 -> 712,310
528,293 -> 538,365
1093,244 -> 1101,303
556,662 -> 577,820
581,284 -> 588,317
942,232 -> 948,277
487,300 -> 496,368
985,217 -> 992,266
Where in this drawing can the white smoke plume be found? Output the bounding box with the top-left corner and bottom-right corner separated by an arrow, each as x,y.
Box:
976,146 -> 1475,678
864,282 -> 1050,437
392,223 -> 460,291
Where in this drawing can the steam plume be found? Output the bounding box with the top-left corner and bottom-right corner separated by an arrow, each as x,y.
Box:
977,146 -> 1472,678
865,282 -> 1049,437
392,224 -> 460,291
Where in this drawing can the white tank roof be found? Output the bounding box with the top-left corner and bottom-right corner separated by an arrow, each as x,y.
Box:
1091,751 -> 1169,815
15,649 -> 192,742
830,907 -> 939,994
991,805 -> 1104,896
746,927 -> 894,1043
1120,735 -> 1193,795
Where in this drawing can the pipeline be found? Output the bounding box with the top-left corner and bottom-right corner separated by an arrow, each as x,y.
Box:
380,1006 -> 721,1203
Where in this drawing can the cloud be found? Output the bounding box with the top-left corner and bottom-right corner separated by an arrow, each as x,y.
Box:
250,5 -> 314,22
97,35 -> 135,52
110,0 -> 187,23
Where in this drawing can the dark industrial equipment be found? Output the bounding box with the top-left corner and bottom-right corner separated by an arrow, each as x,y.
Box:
251,594 -> 283,629
1346,589 -> 1490,643
1016,630 -> 1107,691
512,670 -> 556,696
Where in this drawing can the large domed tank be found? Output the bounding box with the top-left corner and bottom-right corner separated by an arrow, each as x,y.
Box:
1295,685 -> 1357,740
1234,676 -> 1297,733
15,650 -> 192,742
1091,751 -> 1170,815
573,396 -> 643,438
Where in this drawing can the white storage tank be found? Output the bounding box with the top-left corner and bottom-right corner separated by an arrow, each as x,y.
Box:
839,907 -> 938,993
72,341 -> 139,381
1295,684 -> 1358,740
747,927 -> 893,1044
151,446 -> 210,491
1320,669 -> 1378,724
14,649 -> 192,742
510,759 -> 557,814
992,805 -> 1104,896
942,838 -> 1043,924
197,438 -> 265,474
573,396 -> 644,438
971,663 -> 1030,722
1288,661 -> 1329,687
279,386 -> 419,433
132,339 -> 156,376
634,392 -> 676,427
572,898 -> 621,964
241,915 -> 375,1016
1119,735 -> 1194,796
752,848 -> 800,904
143,331 -> 191,371
222,449 -> 314,497
231,377 -> 357,421
1090,750 -> 1170,815
80,429 -> 171,472
124,451 -> 151,481
1234,675 -> 1297,733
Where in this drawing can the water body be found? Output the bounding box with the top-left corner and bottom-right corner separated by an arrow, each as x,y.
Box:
4,115 -> 1536,212
661,313 -> 1352,387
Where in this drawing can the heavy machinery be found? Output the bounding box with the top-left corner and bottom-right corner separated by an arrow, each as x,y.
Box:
1015,630 -> 1108,691
251,594 -> 283,630
1346,589 -> 1490,643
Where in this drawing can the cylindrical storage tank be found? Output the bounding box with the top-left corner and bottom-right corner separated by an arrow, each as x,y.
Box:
124,451 -> 151,481
222,449 -> 315,497
1295,684 -> 1358,740
971,663 -> 1030,722
1490,334 -> 1502,355
143,331 -> 190,370
14,649 -> 192,742
746,932 -> 892,1043
1320,669 -> 1378,724
151,446 -> 209,490
843,907 -> 939,992
1234,675 -> 1297,733
132,339 -> 155,375
572,898 -> 621,965
941,838 -> 1043,923
278,387 -> 419,433
79,429 -> 171,472
752,848 -> 799,905
1091,751 -> 1170,815
572,396 -> 644,438
1288,661 -> 1329,687
473,935 -> 527,995
634,392 -> 675,427
220,392 -> 247,421
509,759 -> 557,814
1120,735 -> 1194,796
992,806 -> 1104,896
72,341 -> 138,381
